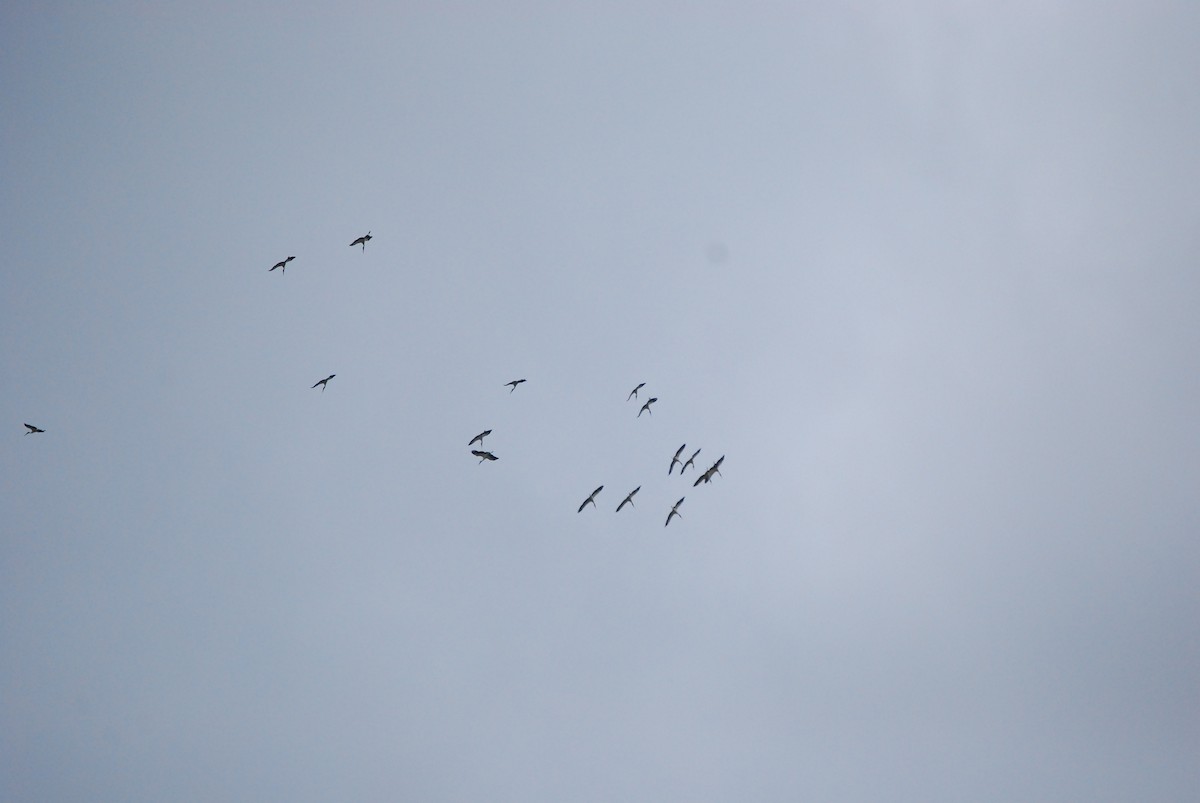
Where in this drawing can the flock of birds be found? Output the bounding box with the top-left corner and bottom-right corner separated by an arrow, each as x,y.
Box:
470,378 -> 726,527
22,228 -> 726,528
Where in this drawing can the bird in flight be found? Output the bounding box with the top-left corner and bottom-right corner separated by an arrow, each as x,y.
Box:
350,231 -> 372,251
665,496 -> 685,527
693,455 -> 725,486
469,429 -> 492,447
669,444 -> 686,474
616,486 -> 640,512
505,379 -> 526,393
577,485 -> 604,513
311,374 -> 336,392
24,423 -> 45,435
638,397 -> 658,417
627,382 -> 646,401
269,256 -> 295,274
680,448 -> 701,475
472,450 -> 498,463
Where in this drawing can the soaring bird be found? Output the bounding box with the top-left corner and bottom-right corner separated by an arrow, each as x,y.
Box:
665,496 -> 685,527
311,374 -> 336,392
577,485 -> 603,513
693,455 -> 725,486
472,450 -> 498,463
505,379 -> 527,393
23,423 -> 45,435
269,256 -> 295,273
616,486 -> 640,512
469,429 -> 492,447
680,448 -> 701,475
350,231 -> 372,251
627,382 -> 646,401
638,397 -> 658,417
669,444 -> 686,475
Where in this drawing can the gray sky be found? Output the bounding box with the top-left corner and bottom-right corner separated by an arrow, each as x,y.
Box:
3,3 -> 1198,801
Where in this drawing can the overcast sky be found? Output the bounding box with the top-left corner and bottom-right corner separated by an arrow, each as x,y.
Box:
3,3 -> 1198,801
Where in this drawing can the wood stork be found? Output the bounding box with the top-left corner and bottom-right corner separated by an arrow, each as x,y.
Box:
469,429 -> 492,447
627,382 -> 646,401
616,486 -> 640,512
669,444 -> 686,474
350,231 -> 372,251
24,423 -> 45,435
311,374 -> 336,392
692,455 -> 725,486
665,496 -> 685,527
505,379 -> 526,393
472,450 -> 498,463
577,485 -> 603,513
269,256 -> 295,273
680,448 -> 701,475
638,397 -> 658,417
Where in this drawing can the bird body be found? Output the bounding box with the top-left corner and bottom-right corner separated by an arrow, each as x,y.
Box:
665,496 -> 685,526
616,486 -> 640,512
505,379 -> 527,393
669,444 -> 686,474
638,397 -> 658,417
680,448 -> 701,474
627,382 -> 646,401
311,374 -> 336,391
472,450 -> 498,463
469,429 -> 492,447
350,231 -> 372,251
269,256 -> 295,273
24,423 -> 45,435
578,485 -> 603,513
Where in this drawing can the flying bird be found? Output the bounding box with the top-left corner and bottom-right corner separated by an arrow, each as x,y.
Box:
616,486 -> 640,512
693,455 -> 725,486
627,382 -> 646,401
505,379 -> 527,393
680,448 -> 701,475
269,256 -> 295,273
472,450 -> 498,463
665,496 -> 685,527
311,374 -> 336,392
23,423 -> 45,435
469,429 -> 492,447
638,397 -> 658,417
669,444 -> 686,475
577,485 -> 603,513
349,231 -> 372,251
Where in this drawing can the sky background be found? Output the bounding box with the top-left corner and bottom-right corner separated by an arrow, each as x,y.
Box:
3,2 -> 1198,800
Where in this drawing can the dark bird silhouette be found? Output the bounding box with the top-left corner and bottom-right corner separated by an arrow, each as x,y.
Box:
578,485 -> 603,513
472,450 -> 498,463
350,231 -> 372,251
627,382 -> 646,401
665,496 -> 685,527
311,374 -> 336,392
693,455 -> 725,486
616,486 -> 640,512
269,256 -> 295,273
505,379 -> 527,393
24,423 -> 45,435
469,429 -> 492,447
680,448 -> 701,475
638,397 -> 658,417
669,444 -> 686,475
